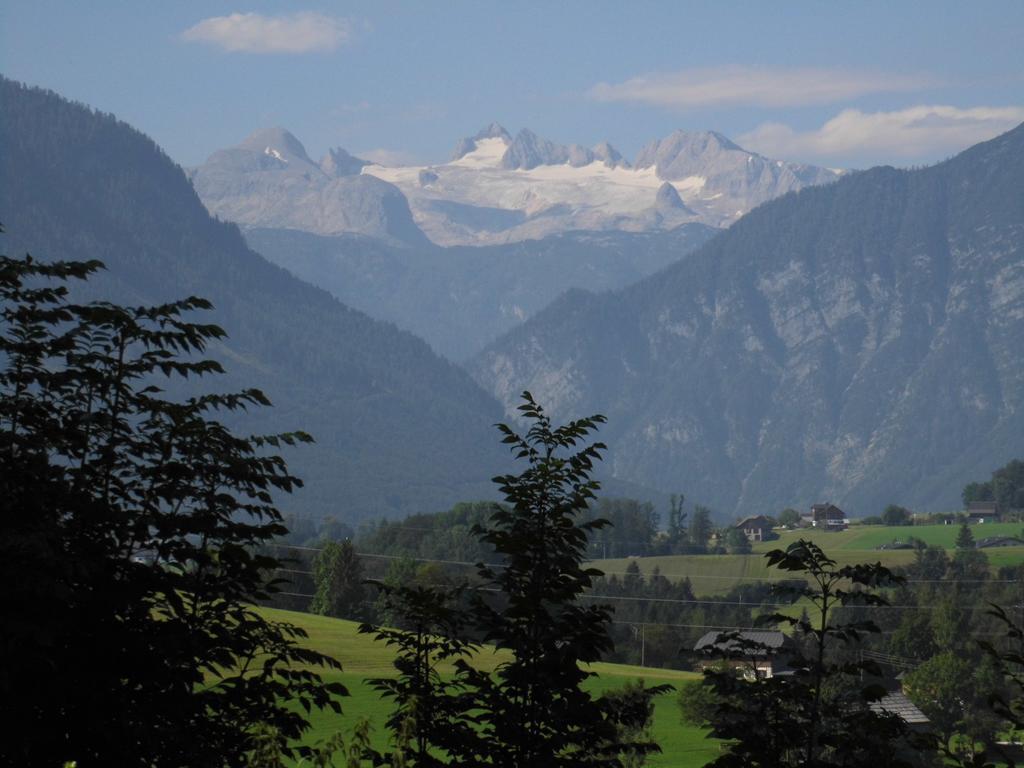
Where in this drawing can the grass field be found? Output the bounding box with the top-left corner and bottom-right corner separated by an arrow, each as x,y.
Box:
259,607 -> 717,767
591,523 -> 1024,596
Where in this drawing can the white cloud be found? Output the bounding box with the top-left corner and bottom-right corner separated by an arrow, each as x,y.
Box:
359,148 -> 420,167
738,105 -> 1024,163
181,12 -> 351,54
588,66 -> 935,108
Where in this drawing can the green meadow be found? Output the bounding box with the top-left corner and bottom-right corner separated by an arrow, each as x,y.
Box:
592,523 -> 1024,596
260,607 -> 717,767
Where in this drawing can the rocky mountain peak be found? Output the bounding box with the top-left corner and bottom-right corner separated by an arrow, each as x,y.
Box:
655,181 -> 690,211
451,122 -> 512,160
237,126 -> 313,165
593,141 -> 630,169
320,147 -> 369,178
474,121 -> 512,142
501,128 -> 593,170
634,129 -> 744,174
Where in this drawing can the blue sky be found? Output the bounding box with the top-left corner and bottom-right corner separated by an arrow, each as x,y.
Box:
2,1 -> 1022,169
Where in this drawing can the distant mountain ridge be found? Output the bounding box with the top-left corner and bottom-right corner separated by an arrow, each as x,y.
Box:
192,122 -> 840,246
189,127 -> 429,247
0,77 -> 510,522
244,223 -> 718,361
469,123 -> 1024,518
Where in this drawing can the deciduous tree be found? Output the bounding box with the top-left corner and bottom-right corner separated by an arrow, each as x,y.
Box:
0,245 -> 345,766
468,392 -> 666,768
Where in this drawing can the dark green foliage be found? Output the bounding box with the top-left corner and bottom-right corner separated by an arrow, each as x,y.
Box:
956,523 -> 977,549
356,501 -> 503,563
688,505 -> 713,553
951,523 -> 990,581
310,539 -> 366,620
724,527 -> 752,554
918,603 -> 1024,767
666,493 -> 689,551
586,497 -> 660,558
962,481 -> 995,507
702,539 -> 928,767
991,459 -> 1024,510
359,584 -> 483,767
467,392 -> 665,767
777,508 -> 801,528
0,246 -> 346,765
677,679 -> 719,726
962,458 -> 1024,510
979,604 -> 1024,730
882,505 -> 913,526
601,679 -> 663,768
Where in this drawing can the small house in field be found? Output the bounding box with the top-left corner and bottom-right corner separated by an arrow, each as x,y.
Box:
735,515 -> 773,542
967,500 -> 1002,523
694,630 -> 792,679
810,503 -> 848,531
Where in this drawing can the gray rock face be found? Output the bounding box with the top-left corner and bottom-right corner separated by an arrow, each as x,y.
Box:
470,123 -> 1024,519
320,147 -> 369,177
635,129 -> 840,214
593,141 -> 630,169
238,126 -> 313,162
502,128 -> 580,169
190,127 -> 428,246
655,181 -> 691,212
566,143 -> 597,168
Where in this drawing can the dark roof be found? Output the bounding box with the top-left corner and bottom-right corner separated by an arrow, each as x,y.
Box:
694,630 -> 787,655
736,515 -> 772,529
978,536 -> 1022,548
811,503 -> 845,519
869,692 -> 929,725
968,501 -> 999,511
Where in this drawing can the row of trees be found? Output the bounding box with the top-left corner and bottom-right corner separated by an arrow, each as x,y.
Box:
963,459 -> 1024,509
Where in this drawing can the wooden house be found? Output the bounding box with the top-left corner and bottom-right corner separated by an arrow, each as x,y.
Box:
967,500 -> 1002,523
735,515 -> 773,542
810,503 -> 848,531
694,630 -> 791,679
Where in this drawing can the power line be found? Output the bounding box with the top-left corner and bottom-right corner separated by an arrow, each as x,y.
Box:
268,544 -> 1019,585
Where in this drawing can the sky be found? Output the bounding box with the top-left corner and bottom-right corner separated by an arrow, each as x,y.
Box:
2,1 -> 1022,171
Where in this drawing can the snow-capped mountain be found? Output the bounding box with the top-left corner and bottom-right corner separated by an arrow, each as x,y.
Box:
191,124 -> 841,246
364,123 -> 840,245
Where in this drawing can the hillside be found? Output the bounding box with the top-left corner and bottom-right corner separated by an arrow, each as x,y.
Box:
258,607 -> 713,767
471,124 -> 1024,519
245,224 -> 717,361
0,78 -> 508,522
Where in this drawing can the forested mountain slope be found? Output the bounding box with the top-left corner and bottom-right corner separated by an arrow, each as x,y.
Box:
0,78 -> 507,521
471,123 -> 1024,518
245,223 -> 718,361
